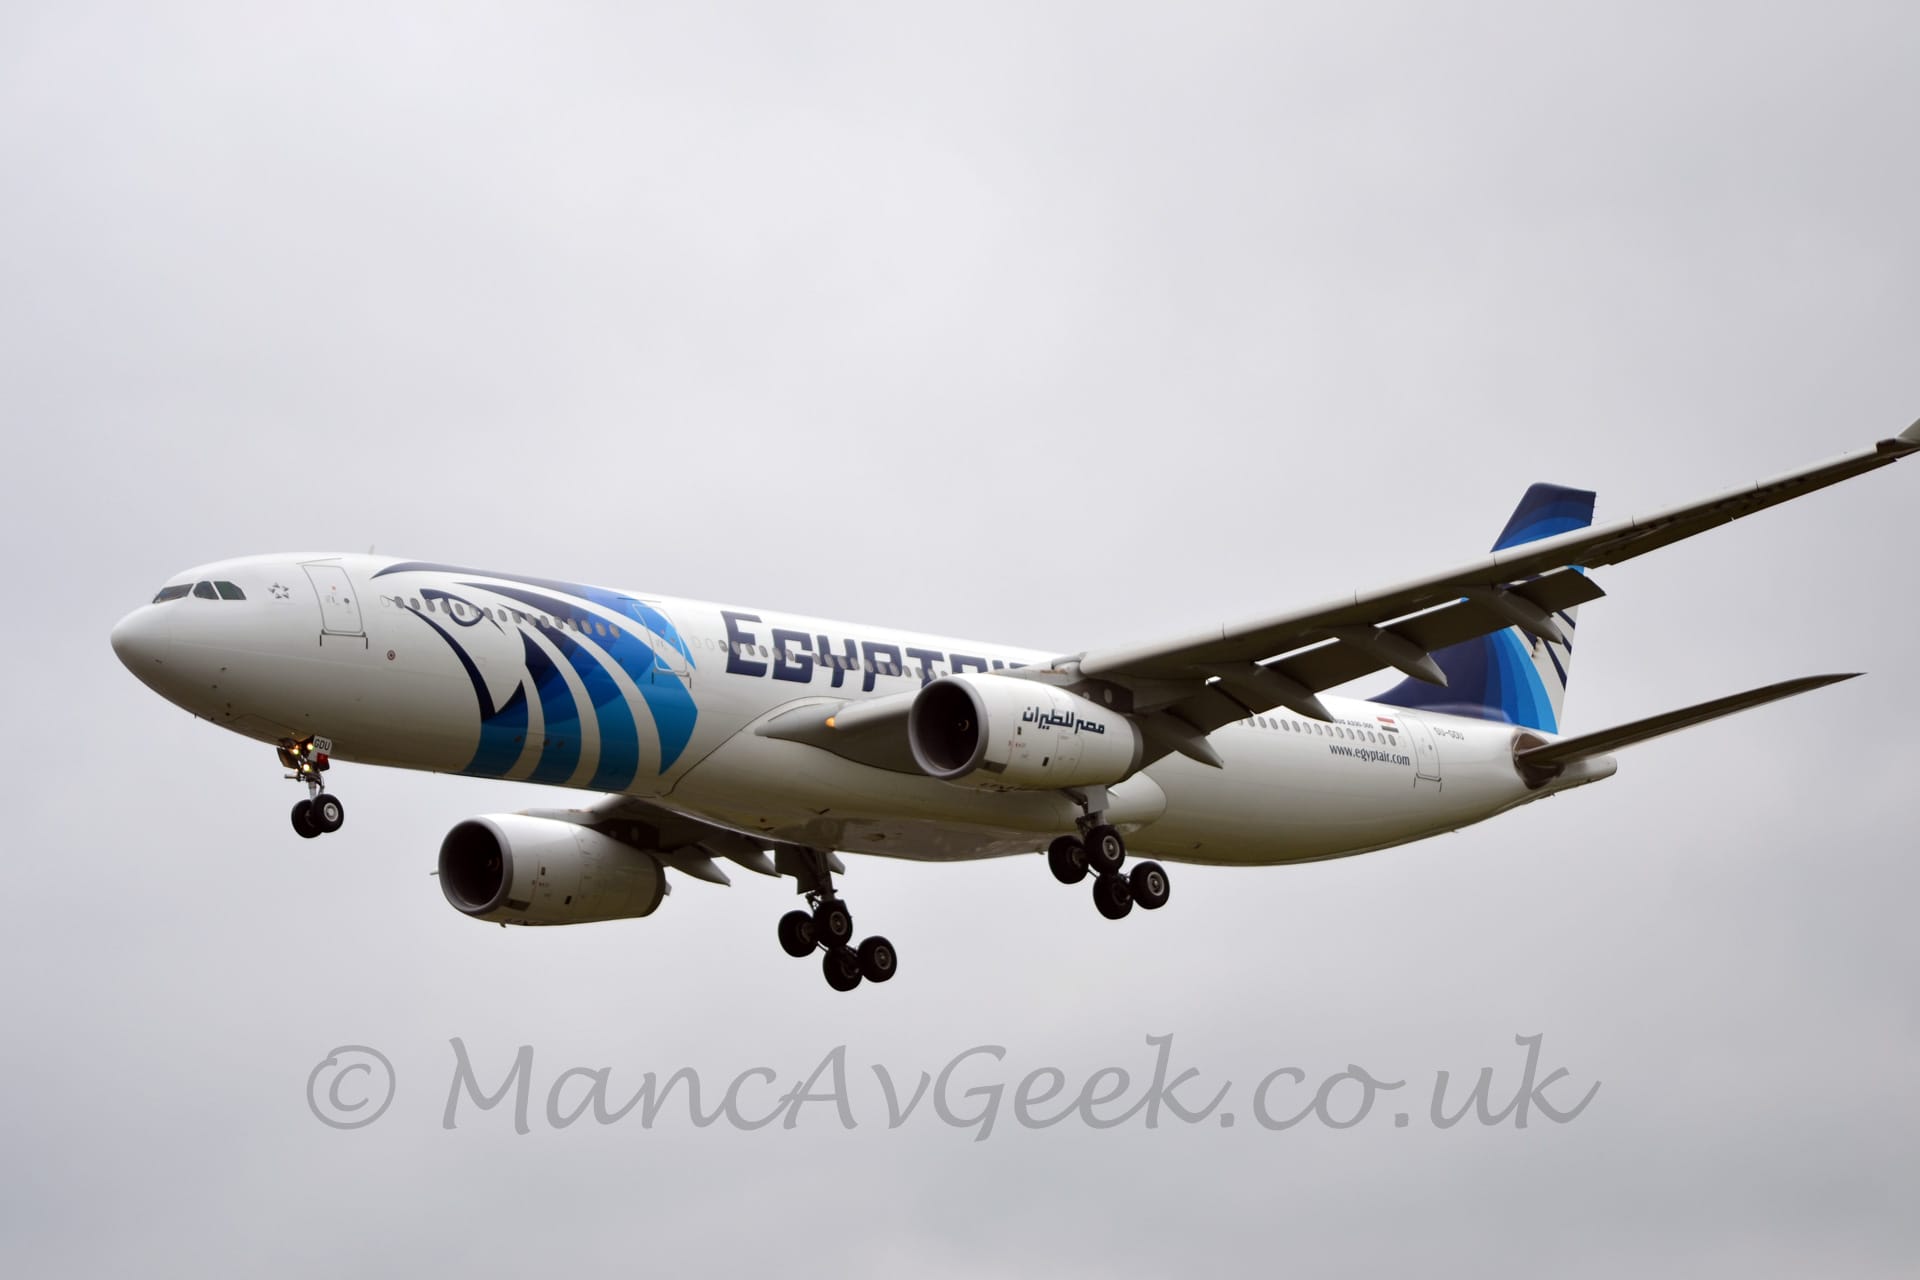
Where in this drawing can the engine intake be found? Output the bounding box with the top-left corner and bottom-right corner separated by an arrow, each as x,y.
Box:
908,673 -> 1145,791
438,814 -> 666,925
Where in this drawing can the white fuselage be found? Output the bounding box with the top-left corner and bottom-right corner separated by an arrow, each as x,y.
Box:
112,554 -> 1599,867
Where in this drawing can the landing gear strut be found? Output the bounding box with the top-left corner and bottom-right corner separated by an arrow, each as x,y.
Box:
1047,792 -> 1169,920
280,738 -> 345,838
772,846 -> 896,992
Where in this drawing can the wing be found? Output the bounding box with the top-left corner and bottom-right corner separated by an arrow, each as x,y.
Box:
762,419 -> 1919,770
1044,419 -> 1920,755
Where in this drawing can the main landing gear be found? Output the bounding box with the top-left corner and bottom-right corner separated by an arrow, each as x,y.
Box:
1045,807 -> 1169,921
774,846 -> 896,992
279,738 -> 345,839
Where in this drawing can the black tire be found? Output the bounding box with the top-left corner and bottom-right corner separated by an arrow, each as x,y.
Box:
857,935 -> 898,983
1130,860 -> 1170,910
813,899 -> 854,947
1092,870 -> 1133,920
290,800 -> 322,839
1047,835 -> 1088,885
311,793 -> 345,834
823,946 -> 863,992
1086,824 -> 1126,874
778,910 -> 817,958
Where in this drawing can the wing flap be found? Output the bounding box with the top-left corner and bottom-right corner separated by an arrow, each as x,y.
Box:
1271,570 -> 1603,698
1148,569 -> 1605,735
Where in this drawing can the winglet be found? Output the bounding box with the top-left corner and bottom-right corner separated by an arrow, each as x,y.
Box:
1881,417 -> 1920,453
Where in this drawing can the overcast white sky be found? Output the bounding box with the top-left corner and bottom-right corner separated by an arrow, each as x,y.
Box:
3,3 -> 1918,1275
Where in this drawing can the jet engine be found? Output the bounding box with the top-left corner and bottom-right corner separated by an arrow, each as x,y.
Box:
438,814 -> 666,925
908,673 -> 1145,791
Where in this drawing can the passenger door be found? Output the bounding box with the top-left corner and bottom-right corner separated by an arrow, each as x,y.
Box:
1400,713 -> 1444,790
634,599 -> 691,685
302,561 -> 366,646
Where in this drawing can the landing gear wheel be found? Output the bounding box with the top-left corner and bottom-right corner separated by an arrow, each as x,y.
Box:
857,936 -> 897,983
1085,824 -> 1126,874
813,899 -> 854,948
1047,835 -> 1089,885
1092,870 -> 1134,920
823,945 -> 864,992
290,800 -> 322,839
778,910 -> 817,958
1129,860 -> 1170,910
311,793 -> 345,834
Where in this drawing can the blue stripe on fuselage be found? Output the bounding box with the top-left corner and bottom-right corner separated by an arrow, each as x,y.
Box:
521,634 -> 582,784
473,582 -> 698,774
399,605 -> 532,778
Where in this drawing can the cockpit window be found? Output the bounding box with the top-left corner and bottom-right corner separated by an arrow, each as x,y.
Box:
192,581 -> 219,600
214,581 -> 245,600
152,584 -> 191,603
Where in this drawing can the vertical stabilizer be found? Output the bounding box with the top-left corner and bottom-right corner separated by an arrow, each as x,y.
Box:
1373,483 -> 1595,732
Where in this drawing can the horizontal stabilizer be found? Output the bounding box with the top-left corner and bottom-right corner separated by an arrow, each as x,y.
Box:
1516,673 -> 1859,768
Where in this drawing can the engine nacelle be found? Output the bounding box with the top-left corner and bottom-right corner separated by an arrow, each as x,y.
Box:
909,673 -> 1145,791
438,814 -> 666,926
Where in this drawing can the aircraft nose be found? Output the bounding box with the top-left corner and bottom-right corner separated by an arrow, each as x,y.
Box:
110,605 -> 172,675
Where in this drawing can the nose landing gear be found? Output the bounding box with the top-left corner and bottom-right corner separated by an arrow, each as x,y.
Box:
280,738 -> 345,838
772,846 -> 896,992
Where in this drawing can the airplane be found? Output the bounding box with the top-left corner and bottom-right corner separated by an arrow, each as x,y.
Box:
111,421 -> 1919,990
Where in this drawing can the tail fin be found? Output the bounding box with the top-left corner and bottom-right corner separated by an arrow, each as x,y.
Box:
1374,482 -> 1596,733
